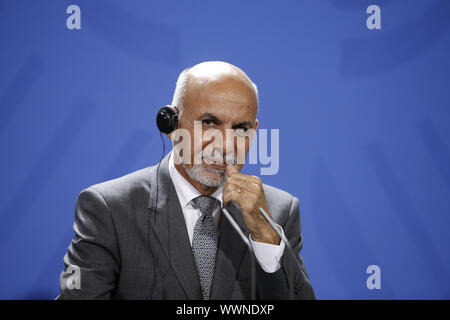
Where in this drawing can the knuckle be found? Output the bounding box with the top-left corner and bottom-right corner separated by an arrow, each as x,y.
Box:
252,176 -> 262,184
228,175 -> 239,184
229,171 -> 238,178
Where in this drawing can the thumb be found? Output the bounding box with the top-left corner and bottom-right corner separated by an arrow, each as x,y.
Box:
226,164 -> 239,178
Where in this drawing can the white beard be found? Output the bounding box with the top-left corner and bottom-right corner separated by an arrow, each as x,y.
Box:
182,162 -> 226,187
174,146 -> 235,187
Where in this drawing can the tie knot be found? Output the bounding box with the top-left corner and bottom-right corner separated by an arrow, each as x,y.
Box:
193,196 -> 219,216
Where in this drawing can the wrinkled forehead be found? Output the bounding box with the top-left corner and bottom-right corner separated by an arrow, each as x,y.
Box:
183,75 -> 258,120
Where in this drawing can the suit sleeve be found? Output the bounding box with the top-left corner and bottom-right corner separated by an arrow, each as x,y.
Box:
256,196 -> 315,300
57,187 -> 120,299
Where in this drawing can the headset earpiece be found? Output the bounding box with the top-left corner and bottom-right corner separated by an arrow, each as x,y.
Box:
156,105 -> 179,134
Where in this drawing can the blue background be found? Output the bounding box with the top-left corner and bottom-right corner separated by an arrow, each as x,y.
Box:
0,0 -> 449,299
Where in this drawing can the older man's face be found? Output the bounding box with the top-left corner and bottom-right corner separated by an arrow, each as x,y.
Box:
174,75 -> 258,188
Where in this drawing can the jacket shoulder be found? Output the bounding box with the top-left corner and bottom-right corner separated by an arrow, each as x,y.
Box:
83,165 -> 156,205
262,184 -> 299,224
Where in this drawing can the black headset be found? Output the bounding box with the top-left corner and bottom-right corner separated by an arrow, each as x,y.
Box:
156,105 -> 179,134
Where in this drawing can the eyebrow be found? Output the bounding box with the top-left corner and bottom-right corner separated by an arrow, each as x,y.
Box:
199,112 -> 252,129
199,112 -> 222,125
232,121 -> 252,129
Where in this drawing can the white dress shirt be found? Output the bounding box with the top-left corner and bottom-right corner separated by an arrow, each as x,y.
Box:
168,151 -> 285,273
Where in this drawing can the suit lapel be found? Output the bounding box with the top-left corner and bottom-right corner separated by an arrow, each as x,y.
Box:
147,154 -> 202,300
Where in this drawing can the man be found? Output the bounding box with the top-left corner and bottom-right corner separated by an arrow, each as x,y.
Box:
57,61 -> 314,299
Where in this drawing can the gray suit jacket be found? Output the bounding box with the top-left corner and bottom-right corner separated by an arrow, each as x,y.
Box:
57,154 -> 315,299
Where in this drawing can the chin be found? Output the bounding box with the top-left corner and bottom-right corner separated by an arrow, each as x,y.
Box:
184,164 -> 225,188
200,174 -> 225,188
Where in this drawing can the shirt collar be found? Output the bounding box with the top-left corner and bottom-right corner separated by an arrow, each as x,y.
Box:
168,151 -> 223,208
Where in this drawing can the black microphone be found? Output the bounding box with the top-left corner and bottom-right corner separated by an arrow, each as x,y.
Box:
221,202 -> 256,300
258,207 -> 307,299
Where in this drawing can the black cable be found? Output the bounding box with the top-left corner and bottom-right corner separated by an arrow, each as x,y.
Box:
146,130 -> 166,299
154,130 -> 166,216
146,214 -> 158,299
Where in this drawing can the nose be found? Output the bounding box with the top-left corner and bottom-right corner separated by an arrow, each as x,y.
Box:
204,128 -> 235,160
224,129 -> 235,156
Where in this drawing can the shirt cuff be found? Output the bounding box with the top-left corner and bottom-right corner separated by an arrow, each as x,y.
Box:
249,224 -> 286,273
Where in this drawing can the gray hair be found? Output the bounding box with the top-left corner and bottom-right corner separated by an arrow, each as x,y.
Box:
171,65 -> 259,118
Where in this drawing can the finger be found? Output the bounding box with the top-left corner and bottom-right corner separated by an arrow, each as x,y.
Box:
224,181 -> 243,196
228,173 -> 262,188
224,188 -> 254,206
226,180 -> 259,196
223,188 -> 241,205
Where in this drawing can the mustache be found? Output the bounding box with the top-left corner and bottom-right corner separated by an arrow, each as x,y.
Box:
173,144 -> 239,165
201,149 -> 236,165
